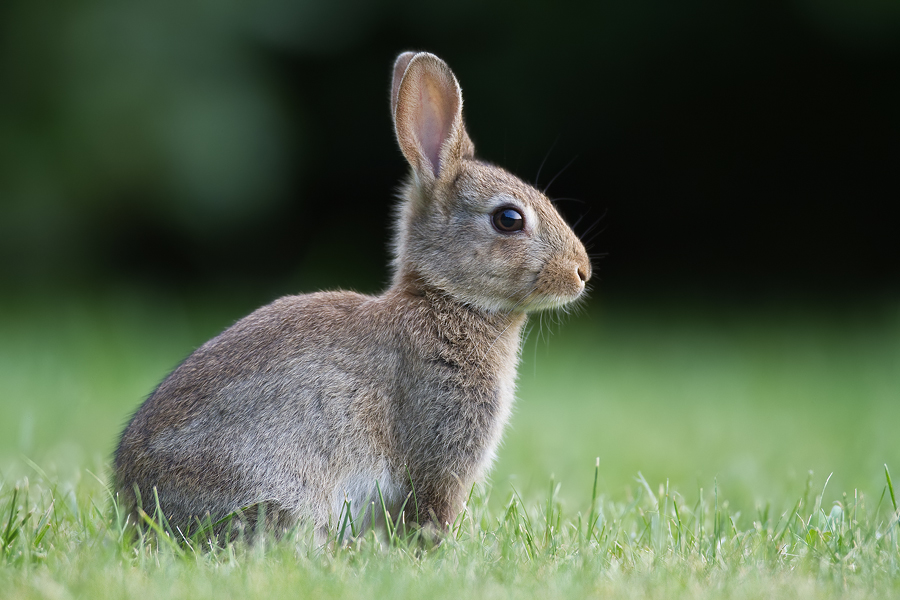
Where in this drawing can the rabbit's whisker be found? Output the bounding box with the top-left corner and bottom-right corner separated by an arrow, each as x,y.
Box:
551,197 -> 587,204
571,212 -> 587,230
542,155 -> 579,195
578,212 -> 606,240
534,134 -> 561,189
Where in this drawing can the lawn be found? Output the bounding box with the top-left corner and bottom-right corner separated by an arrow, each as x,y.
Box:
1,287 -> 899,598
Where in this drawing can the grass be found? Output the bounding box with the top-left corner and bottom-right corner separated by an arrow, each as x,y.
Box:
1,287 -> 899,598
1,459 -> 899,598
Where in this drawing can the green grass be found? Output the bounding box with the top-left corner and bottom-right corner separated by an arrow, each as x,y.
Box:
1,288 -> 899,598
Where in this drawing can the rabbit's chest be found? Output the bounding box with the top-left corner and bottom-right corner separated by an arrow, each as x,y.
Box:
429,342 -> 520,474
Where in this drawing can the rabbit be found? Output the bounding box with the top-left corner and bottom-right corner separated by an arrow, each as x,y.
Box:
113,51 -> 592,543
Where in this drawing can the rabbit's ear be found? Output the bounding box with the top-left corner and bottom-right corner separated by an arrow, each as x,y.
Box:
393,52 -> 473,182
391,51 -> 417,118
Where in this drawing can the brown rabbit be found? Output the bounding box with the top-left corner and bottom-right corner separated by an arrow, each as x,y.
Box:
114,51 -> 591,542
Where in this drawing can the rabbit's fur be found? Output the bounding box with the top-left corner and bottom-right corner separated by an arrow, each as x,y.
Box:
114,52 -> 591,541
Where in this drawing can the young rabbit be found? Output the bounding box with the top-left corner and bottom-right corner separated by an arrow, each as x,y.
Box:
114,51 -> 591,541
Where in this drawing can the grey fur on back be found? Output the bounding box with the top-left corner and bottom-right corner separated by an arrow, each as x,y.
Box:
114,52 -> 592,541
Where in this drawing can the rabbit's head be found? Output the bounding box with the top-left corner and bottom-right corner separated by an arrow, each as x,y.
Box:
390,52 -> 591,314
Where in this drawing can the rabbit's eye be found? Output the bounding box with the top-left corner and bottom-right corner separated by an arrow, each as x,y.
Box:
492,208 -> 525,233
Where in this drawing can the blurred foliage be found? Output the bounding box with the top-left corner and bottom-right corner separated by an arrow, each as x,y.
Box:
1,0 -> 898,292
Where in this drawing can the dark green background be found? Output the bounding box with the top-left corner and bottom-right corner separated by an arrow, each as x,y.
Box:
3,0 -> 898,299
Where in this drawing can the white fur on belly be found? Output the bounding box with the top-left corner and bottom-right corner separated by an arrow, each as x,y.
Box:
330,462 -> 401,535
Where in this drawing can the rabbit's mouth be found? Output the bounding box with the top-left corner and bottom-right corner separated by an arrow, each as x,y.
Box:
520,290 -> 587,313
517,280 -> 588,312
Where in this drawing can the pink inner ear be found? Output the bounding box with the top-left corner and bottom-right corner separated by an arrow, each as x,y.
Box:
417,79 -> 454,178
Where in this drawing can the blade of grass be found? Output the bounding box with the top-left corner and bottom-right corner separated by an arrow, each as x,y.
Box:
885,464 -> 897,513
375,480 -> 394,545
586,457 -> 599,543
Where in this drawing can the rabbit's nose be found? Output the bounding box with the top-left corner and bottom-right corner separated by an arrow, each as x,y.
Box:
575,255 -> 591,285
